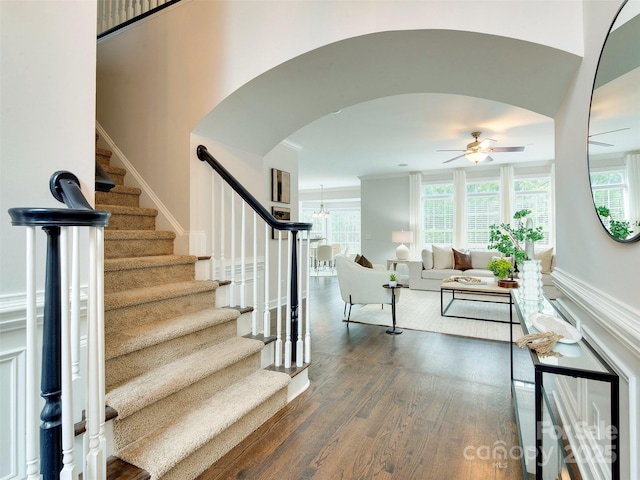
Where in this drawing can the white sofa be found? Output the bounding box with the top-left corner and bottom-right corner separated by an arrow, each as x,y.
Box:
408,244 -> 558,299
335,255 -> 400,321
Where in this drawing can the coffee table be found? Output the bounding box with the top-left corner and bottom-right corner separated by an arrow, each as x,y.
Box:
440,276 -> 515,324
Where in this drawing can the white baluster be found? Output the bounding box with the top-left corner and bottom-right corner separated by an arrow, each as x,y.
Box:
263,223 -> 271,339
60,228 -> 78,480
71,227 -> 80,381
25,226 -> 40,479
275,231 -> 282,366
142,0 -> 150,15
284,234 -> 292,369
240,201 -> 246,310
97,227 -> 107,480
134,0 -> 142,17
150,0 -> 158,9
304,230 -> 311,364
115,0 -> 123,26
85,227 -> 104,480
210,172 -> 217,280
126,0 -> 134,20
296,233 -> 303,367
252,212 -> 258,335
230,192 -> 236,306
219,180 -> 226,284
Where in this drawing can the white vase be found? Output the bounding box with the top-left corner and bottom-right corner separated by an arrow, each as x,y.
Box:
519,259 -> 543,302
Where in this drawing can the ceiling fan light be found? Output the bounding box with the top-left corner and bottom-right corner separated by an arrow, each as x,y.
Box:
465,150 -> 488,164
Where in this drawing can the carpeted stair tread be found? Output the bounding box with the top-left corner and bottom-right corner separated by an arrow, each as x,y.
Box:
97,204 -> 158,217
105,229 -> 176,241
96,147 -> 112,167
105,307 -> 239,360
103,184 -> 142,195
106,336 -> 265,419
101,165 -> 126,186
105,280 -> 216,311
115,369 -> 291,478
104,254 -> 196,272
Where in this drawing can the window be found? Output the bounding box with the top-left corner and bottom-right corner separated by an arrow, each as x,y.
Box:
514,176 -> 552,246
590,169 -> 627,221
301,207 -> 361,255
421,183 -> 454,245
466,180 -> 500,248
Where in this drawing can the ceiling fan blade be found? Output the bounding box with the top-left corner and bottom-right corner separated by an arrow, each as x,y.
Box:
490,146 -> 525,153
442,154 -> 466,164
589,127 -> 630,138
589,140 -> 614,147
478,156 -> 494,164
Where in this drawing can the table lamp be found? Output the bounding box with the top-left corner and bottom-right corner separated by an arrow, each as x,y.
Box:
392,230 -> 413,260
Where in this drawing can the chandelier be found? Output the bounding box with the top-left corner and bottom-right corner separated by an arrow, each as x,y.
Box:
312,185 -> 331,218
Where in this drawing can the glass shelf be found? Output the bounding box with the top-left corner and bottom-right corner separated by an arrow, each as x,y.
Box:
510,290 -> 620,480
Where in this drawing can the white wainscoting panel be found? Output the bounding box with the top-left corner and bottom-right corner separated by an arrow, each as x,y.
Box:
552,268 -> 640,479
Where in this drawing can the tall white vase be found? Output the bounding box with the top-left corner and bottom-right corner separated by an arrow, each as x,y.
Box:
519,259 -> 543,302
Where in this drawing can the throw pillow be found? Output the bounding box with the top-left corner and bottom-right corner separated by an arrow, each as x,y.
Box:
535,247 -> 554,274
421,246 -> 434,270
452,248 -> 473,271
355,254 -> 373,269
432,244 -> 453,269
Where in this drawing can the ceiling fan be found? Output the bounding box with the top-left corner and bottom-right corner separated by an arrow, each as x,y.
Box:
588,127 -> 630,147
438,131 -> 525,164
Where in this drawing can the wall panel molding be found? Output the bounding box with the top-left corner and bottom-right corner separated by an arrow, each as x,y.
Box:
552,268 -> 640,359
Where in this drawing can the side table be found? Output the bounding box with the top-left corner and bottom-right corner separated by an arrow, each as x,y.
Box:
382,283 -> 403,335
386,258 -> 410,271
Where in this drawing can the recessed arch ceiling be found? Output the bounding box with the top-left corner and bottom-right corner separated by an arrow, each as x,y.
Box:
195,29 -> 582,189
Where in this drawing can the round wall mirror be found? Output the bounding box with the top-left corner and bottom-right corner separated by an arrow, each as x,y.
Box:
588,0 -> 640,242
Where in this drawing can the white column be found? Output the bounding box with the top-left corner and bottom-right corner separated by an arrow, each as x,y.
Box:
453,169 -> 467,247
500,165 -> 515,223
626,154 -> 640,225
408,171 -> 422,257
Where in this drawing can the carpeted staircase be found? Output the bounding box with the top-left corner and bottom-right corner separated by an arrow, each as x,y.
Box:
96,141 -> 291,479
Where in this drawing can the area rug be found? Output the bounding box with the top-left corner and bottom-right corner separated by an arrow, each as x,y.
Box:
345,288 -> 523,343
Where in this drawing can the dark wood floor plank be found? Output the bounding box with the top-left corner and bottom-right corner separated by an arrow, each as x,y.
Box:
198,276 -> 525,480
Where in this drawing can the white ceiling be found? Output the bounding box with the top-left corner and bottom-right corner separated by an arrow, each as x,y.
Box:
289,93 -> 556,191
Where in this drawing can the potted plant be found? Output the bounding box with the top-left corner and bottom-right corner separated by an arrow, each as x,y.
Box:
597,205 -> 634,240
486,257 -> 513,280
488,209 -> 544,267
389,273 -> 397,287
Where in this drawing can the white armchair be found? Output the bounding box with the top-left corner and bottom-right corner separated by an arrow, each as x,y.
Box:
334,255 -> 400,322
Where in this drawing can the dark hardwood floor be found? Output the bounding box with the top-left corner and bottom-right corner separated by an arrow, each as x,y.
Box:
198,275 -> 527,480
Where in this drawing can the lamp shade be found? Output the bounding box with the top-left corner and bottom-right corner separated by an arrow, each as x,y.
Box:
392,230 -> 413,260
392,230 -> 413,244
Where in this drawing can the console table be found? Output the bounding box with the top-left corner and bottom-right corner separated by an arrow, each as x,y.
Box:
511,290 -> 619,479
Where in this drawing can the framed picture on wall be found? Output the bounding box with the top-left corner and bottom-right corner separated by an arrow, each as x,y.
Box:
271,168 -> 290,204
272,206 -> 290,239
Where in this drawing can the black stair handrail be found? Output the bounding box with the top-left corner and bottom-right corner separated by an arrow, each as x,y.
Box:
98,0 -> 183,40
197,145 -> 312,233
8,171 -> 110,479
198,145 -> 311,365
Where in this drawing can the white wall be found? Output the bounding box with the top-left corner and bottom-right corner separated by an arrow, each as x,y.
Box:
0,2 -> 97,478
96,0 -> 583,240
554,2 -> 640,478
361,176 -> 411,263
